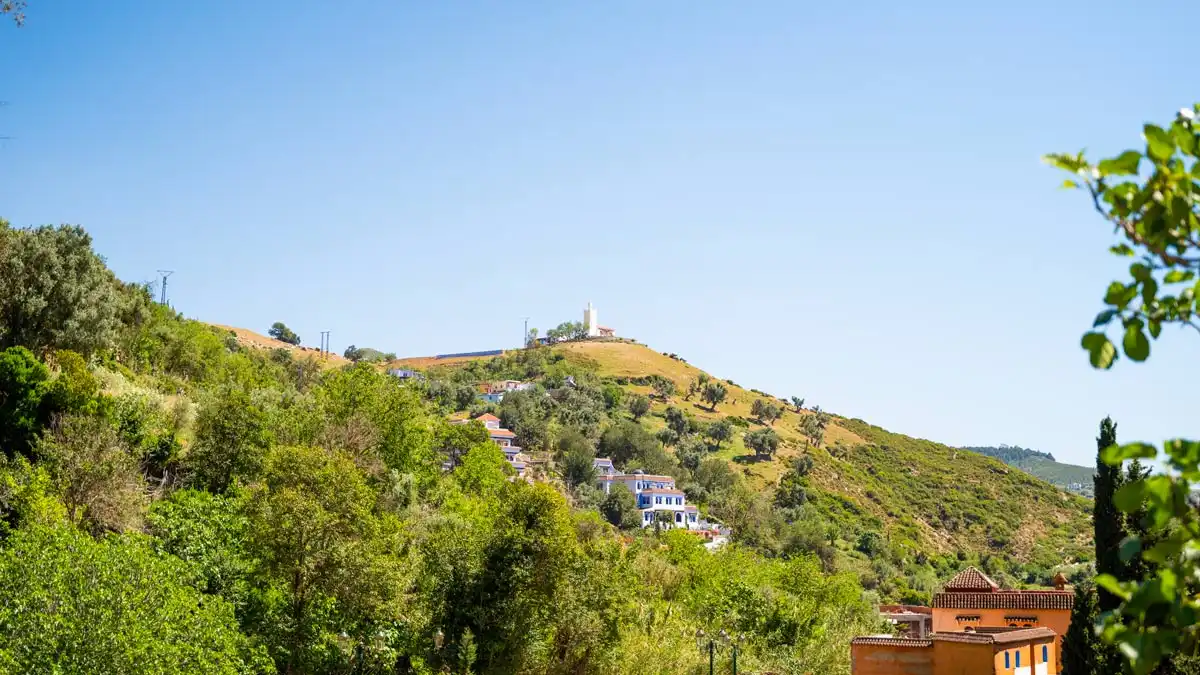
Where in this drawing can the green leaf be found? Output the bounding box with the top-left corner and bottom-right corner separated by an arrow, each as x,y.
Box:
1142,277 -> 1158,306
1095,573 -> 1132,601
1105,281 -> 1135,307
1149,319 -> 1162,338
1142,537 -> 1184,565
1098,150 -> 1143,176
1164,439 -> 1200,474
1082,332 -> 1119,369
1171,122 -> 1197,156
1110,244 -> 1136,257
1042,152 -> 1088,173
1101,442 -> 1158,464
1124,325 -> 1151,361
1120,536 -> 1143,563
1164,270 -> 1194,283
1131,263 -> 1152,282
1114,481 -> 1147,513
1145,124 -> 1175,162
1093,309 -> 1118,327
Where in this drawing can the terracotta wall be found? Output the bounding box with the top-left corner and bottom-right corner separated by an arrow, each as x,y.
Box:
932,608 -> 1069,666
851,644 -> 934,675
932,640 -> 994,675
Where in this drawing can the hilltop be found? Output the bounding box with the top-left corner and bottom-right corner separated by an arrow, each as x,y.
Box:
392,339 -> 1093,580
963,445 -> 1094,497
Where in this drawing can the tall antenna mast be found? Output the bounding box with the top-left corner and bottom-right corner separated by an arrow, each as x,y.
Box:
156,270 -> 174,305
522,317 -> 530,348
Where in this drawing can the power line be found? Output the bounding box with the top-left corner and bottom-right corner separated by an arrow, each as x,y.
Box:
156,270 -> 174,305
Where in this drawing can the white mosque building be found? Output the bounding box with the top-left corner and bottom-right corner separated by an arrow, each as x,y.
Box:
583,302 -> 615,338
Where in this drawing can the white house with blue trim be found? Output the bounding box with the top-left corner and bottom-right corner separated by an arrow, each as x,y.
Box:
593,461 -> 701,529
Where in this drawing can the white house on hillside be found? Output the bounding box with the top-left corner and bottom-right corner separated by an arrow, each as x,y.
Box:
593,460 -> 701,529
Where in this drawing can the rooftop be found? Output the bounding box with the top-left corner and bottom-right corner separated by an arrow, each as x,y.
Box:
475,413 -> 501,422
942,566 -> 999,592
932,590 -> 1073,610
851,627 -> 1056,648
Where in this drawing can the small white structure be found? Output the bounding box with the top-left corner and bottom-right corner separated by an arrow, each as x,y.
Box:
584,302 -> 600,338
583,302 -> 615,338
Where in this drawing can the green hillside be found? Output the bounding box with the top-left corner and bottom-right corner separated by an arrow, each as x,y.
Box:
963,445 -> 1094,497
404,340 -> 1094,593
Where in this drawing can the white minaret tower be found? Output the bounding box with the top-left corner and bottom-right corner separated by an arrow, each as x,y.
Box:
584,301 -> 600,338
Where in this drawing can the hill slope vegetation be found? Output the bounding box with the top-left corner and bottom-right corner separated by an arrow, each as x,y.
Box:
963,445 -> 1094,497
402,339 -> 1093,592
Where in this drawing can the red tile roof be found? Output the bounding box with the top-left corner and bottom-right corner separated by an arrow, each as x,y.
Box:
933,591 -> 1073,610
943,567 -> 999,592
643,489 -> 684,496
932,627 -> 1056,645
475,414 -> 501,422
851,637 -> 932,648
489,429 -> 516,438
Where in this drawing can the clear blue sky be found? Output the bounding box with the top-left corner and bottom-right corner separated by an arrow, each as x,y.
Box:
3,1 -> 1198,466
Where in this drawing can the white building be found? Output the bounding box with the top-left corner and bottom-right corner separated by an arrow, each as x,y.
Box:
583,302 -> 615,338
593,462 -> 701,529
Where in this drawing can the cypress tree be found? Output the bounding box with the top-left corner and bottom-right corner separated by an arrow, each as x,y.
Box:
1094,416 -> 1125,613
1063,581 -> 1100,675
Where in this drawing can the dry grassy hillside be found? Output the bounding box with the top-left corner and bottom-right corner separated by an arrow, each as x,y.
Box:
210,324 -> 348,367
543,341 -> 1090,567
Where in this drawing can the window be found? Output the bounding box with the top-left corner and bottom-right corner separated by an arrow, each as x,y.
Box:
1005,652 -> 1010,669
655,497 -> 661,504
1043,645 -> 1048,662
1016,651 -> 1021,667
675,497 -> 682,505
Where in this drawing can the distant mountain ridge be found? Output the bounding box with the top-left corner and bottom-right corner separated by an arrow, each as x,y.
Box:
963,445 -> 1094,497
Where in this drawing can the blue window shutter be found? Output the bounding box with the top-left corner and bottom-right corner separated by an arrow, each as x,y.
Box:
1043,645 -> 1048,662
1005,652 -> 1010,669
1016,651 -> 1021,667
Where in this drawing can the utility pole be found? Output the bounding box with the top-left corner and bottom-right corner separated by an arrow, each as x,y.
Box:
319,331 -> 330,357
522,317 -> 530,348
156,270 -> 174,305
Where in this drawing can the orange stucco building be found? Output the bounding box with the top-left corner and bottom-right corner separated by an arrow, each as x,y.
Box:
931,567 -> 1072,665
852,627 -> 1058,675
851,567 -> 1072,675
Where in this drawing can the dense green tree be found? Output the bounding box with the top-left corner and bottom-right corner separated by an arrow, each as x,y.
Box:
1064,580 -> 1102,675
775,468 -> 808,509
342,344 -> 363,361
600,482 -> 641,530
685,373 -> 710,401
856,531 -> 885,557
599,420 -> 661,469
627,394 -> 650,420
705,418 -> 733,448
701,381 -> 727,411
186,387 -> 272,493
745,427 -> 780,458
499,388 -> 554,452
0,524 -> 268,674
1094,416 -> 1125,614
312,363 -> 437,476
0,346 -> 50,458
0,224 -> 124,356
147,489 -> 251,602
601,382 -> 624,410
267,321 -> 300,346
244,445 -> 410,674
791,396 -> 805,412
651,377 -> 676,400
558,428 -> 597,489
664,405 -> 689,437
800,408 -> 830,448
37,414 -> 146,535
